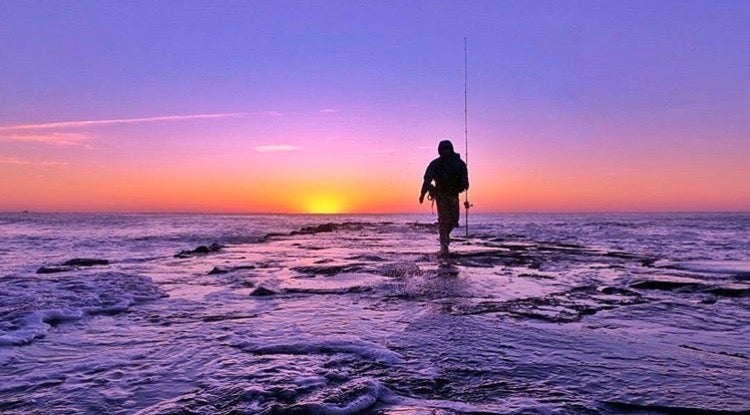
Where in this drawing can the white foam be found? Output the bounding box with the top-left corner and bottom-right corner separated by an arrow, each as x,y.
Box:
295,381 -> 385,415
664,260 -> 750,275
0,308 -> 83,346
83,298 -> 134,314
0,272 -> 165,347
395,395 -> 564,414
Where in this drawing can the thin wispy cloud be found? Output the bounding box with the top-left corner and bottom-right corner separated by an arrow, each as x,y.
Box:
0,132 -> 90,146
0,112 -> 248,131
319,108 -> 338,114
0,155 -> 69,167
356,149 -> 398,155
254,110 -> 284,118
254,145 -> 300,152
0,155 -> 28,165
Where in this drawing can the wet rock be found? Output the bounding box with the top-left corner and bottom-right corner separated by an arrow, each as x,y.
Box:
600,286 -> 641,297
378,262 -> 421,278
452,284 -> 647,323
260,232 -> 287,242
604,251 -> 642,260
207,264 -> 256,275
239,280 -> 255,288
518,273 -> 554,280
262,221 -> 386,242
604,400 -> 743,415
292,264 -> 364,277
202,313 -> 258,322
175,242 -> 223,258
37,258 -> 110,274
291,223 -> 337,235
193,246 -> 212,254
555,242 -> 586,249
640,257 -> 659,267
284,286 -> 372,295
62,258 -> 109,267
707,285 -> 750,298
409,222 -> 436,230
250,286 -> 277,296
208,265 -> 255,275
680,344 -> 749,360
347,254 -> 386,262
449,248 -> 537,269
630,279 -> 702,291
264,223 -> 343,241
718,350 -> 749,360
36,266 -> 70,274
302,245 -> 326,251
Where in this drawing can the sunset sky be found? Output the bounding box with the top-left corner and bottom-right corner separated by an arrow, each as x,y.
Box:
1,1 -> 749,213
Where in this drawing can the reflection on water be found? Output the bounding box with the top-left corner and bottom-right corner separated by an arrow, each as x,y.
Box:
0,213 -> 749,414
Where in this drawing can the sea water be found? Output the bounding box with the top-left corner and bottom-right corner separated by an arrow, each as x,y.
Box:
0,213 -> 748,414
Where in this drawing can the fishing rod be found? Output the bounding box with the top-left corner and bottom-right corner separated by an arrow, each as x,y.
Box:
464,37 -> 471,238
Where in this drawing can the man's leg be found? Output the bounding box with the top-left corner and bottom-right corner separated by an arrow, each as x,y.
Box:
436,198 -> 448,253
436,196 -> 455,255
448,195 -> 460,230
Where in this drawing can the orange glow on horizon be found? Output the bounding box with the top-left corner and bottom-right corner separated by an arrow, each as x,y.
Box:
306,195 -> 345,214
1,130 -> 749,213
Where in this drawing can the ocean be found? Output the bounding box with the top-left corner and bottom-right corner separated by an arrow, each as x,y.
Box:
0,213 -> 748,414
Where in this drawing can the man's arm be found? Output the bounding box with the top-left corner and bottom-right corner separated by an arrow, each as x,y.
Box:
419,160 -> 437,204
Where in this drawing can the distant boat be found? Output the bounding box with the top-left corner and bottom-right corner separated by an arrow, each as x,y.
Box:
22,210 -> 29,214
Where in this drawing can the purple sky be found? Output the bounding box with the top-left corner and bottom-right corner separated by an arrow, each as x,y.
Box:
1,1 -> 749,212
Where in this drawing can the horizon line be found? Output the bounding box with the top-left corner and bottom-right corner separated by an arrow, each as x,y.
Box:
3,210 -> 748,216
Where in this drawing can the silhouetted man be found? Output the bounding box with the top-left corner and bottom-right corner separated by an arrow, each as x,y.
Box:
419,139 -> 469,255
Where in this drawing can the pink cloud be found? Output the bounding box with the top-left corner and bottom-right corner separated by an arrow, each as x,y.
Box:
0,132 -> 90,146
0,155 -> 68,167
254,145 -> 300,152
0,112 -> 248,131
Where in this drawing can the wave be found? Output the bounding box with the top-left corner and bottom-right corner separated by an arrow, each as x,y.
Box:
660,260 -> 750,277
235,336 -> 403,365
0,272 -> 166,346
284,381 -> 386,415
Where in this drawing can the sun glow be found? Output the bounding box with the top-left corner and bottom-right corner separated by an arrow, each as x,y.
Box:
306,195 -> 344,214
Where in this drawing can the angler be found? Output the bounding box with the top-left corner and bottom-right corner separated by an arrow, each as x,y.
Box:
419,139 -> 469,255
